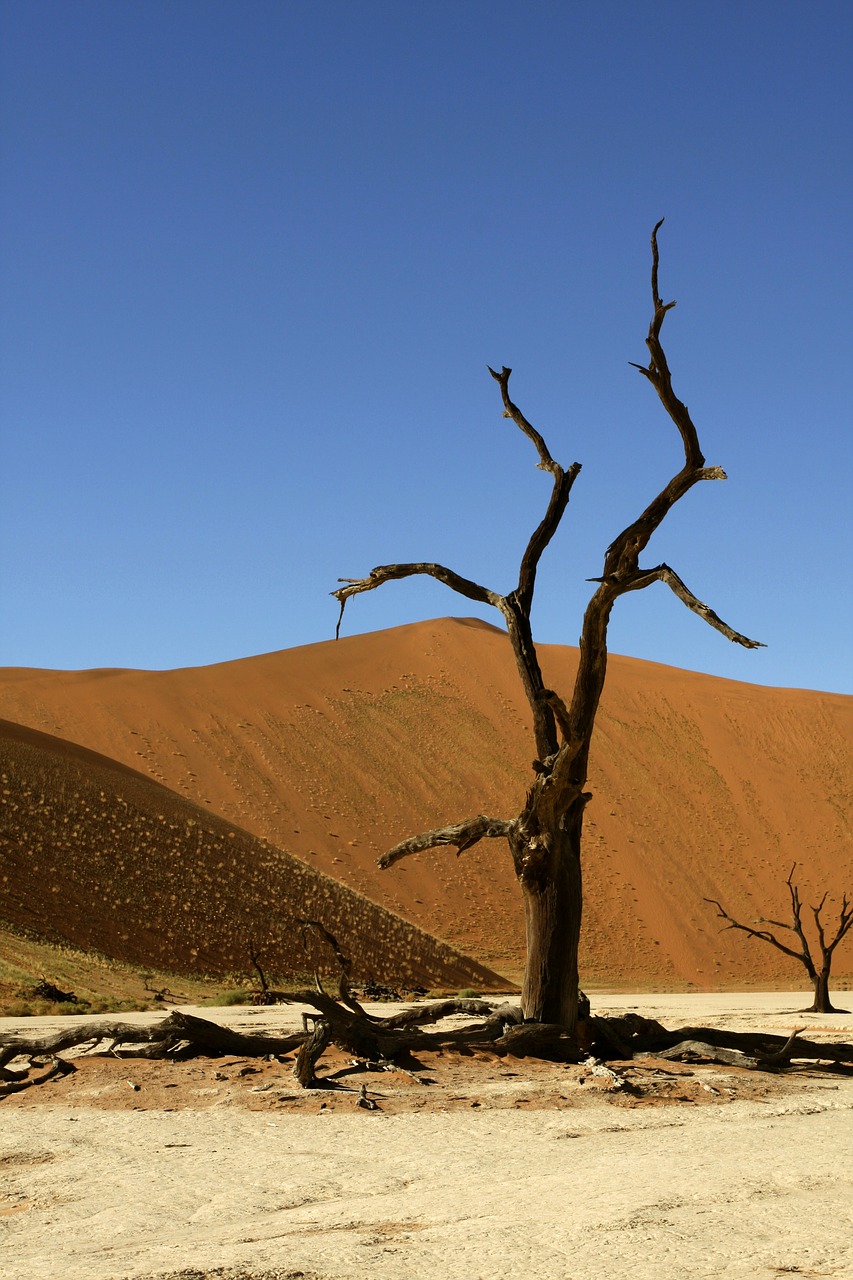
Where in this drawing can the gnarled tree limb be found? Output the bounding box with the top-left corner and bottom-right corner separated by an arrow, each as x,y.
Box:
333,562 -> 503,639
296,918 -> 369,1019
377,814 -> 516,869
606,562 -> 765,648
0,1012 -> 307,1069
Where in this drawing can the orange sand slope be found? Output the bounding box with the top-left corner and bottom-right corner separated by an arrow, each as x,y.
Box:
0,717 -> 506,991
0,616 -> 850,988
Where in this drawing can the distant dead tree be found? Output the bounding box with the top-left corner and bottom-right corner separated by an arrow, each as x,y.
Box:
334,221 -> 762,1040
706,865 -> 852,1013
247,938 -> 274,1005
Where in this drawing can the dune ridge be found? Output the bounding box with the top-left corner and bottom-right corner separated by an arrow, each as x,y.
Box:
1,616 -> 850,989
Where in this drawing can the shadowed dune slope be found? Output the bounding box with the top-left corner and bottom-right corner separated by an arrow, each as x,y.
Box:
1,616 -> 851,989
0,717 -> 507,991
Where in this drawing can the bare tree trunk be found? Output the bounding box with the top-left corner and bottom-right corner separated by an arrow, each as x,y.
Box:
811,970 -> 837,1014
514,817 -> 582,1028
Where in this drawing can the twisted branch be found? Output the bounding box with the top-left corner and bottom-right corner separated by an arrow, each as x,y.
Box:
705,865 -> 853,982
377,814 -> 516,869
608,563 -> 765,648
333,563 -> 502,639
704,896 -> 809,966
631,216 -> 705,470
600,220 -> 756,591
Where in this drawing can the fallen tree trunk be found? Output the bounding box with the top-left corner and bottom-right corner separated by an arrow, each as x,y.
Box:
1,1002 -> 851,1097
0,999 -> 521,1075
629,1024 -> 853,1067
0,1011 -> 306,1068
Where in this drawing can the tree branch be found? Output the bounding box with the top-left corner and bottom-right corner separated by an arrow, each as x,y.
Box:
600,221 -> 738,582
538,688 -> 573,742
333,563 -> 504,639
822,894 -> 853,957
378,815 -> 516,869
704,897 -> 809,966
487,366 -> 583,609
633,218 -> 705,471
296,918 -> 368,1019
565,224 -> 762,780
783,865 -> 815,971
487,364 -> 558,470
617,563 -> 765,648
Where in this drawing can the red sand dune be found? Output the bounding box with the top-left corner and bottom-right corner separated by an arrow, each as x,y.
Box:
0,716 -> 506,991
1,616 -> 850,989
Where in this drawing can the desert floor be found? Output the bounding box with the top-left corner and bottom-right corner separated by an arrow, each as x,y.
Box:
2,992 -> 852,1280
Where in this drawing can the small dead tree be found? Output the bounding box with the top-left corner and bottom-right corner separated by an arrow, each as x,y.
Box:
706,865 -> 853,1013
334,221 -> 762,1038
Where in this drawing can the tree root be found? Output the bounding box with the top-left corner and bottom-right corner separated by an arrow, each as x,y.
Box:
0,1055 -> 76,1097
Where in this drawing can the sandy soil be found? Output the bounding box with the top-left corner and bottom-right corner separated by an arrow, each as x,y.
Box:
2,993 -> 852,1280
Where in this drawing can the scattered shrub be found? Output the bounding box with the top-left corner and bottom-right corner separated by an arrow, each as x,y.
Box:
0,995 -> 156,1018
204,988 -> 251,1007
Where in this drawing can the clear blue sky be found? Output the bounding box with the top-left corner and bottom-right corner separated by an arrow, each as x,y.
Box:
1,1 -> 851,693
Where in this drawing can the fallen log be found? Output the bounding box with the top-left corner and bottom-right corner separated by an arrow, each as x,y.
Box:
630,1024 -> 853,1068
2,1002 -> 851,1099
640,1040 -> 764,1069
0,1011 -> 305,1069
0,1056 -> 76,1097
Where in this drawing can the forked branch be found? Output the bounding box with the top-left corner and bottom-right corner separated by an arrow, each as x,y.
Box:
631,217 -> 705,471
816,893 -> 853,956
574,219 -> 762,739
598,221 -> 762,624
704,895 -> 808,966
333,367 -> 579,647
333,367 -> 580,758
611,563 -> 765,648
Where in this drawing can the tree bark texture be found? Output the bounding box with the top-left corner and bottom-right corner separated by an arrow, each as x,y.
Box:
810,971 -> 834,1014
512,818 -> 582,1025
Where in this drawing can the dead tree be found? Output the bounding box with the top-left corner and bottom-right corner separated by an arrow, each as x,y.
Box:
247,939 -> 274,1004
706,865 -> 852,1013
334,221 -> 762,1037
